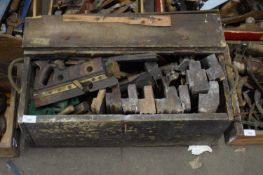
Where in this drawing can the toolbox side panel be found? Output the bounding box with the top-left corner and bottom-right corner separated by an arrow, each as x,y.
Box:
23,121 -> 123,147
124,120 -> 229,146
20,114 -> 229,147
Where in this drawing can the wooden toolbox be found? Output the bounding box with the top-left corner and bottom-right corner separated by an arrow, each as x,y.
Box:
17,12 -> 234,147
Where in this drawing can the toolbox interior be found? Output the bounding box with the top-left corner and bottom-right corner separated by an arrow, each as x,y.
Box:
17,53 -> 232,147
26,53 -> 228,116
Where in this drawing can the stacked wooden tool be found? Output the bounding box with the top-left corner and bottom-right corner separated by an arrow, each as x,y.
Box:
29,53 -> 226,115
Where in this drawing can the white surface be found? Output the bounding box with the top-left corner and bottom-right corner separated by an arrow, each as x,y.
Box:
201,0 -> 228,10
22,115 -> 37,123
244,129 -> 256,136
188,145 -> 213,155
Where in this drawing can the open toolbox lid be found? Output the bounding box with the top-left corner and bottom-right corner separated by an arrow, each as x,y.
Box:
22,12 -> 226,56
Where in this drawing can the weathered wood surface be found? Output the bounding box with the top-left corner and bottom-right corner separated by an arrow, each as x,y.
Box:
0,34 -> 23,91
20,113 -> 229,147
229,134 -> 263,145
18,12 -> 233,147
225,121 -> 263,145
0,34 -> 23,62
23,12 -> 226,55
17,51 -> 232,147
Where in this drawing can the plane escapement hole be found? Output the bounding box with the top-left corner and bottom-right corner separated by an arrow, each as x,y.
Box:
86,66 -> 93,73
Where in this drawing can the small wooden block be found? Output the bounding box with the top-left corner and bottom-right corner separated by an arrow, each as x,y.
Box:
139,85 -> 156,114
106,60 -> 121,79
91,89 -> 106,114
156,86 -> 183,114
75,102 -> 90,114
203,54 -> 225,81
106,85 -> 123,114
198,81 -> 220,113
186,60 -> 209,94
178,85 -> 191,112
58,105 -> 75,115
122,84 -> 139,114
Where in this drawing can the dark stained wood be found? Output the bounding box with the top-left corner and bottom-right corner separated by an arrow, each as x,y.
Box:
0,60 -> 11,91
0,88 -> 19,157
17,53 -> 232,146
20,113 -> 229,147
221,47 -> 235,121
0,34 -> 23,62
32,0 -> 42,17
23,12 -> 226,56
0,34 -> 23,91
225,121 -> 263,145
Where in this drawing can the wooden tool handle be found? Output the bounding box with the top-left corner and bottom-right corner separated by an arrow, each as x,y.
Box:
220,0 -> 240,17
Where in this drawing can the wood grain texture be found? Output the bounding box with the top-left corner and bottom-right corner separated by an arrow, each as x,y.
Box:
63,14 -> 172,26
0,34 -> 23,62
23,12 -> 226,55
20,113 -> 229,147
17,52 -> 232,147
227,130 -> 263,145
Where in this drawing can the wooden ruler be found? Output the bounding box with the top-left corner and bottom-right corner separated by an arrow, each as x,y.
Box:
63,14 -> 172,27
